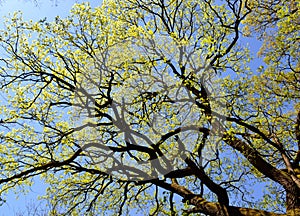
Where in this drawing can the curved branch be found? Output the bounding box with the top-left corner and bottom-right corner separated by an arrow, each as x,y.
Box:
152,179 -> 284,216
0,149 -> 82,184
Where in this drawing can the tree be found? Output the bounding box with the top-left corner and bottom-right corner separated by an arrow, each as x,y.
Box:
0,0 -> 299,215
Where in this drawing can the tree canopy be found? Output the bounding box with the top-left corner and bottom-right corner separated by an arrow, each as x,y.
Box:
0,0 -> 299,215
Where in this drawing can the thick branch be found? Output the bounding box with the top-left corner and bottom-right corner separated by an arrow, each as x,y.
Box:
223,133 -> 300,211
223,133 -> 292,188
152,179 -> 284,216
294,111 -> 300,165
185,158 -> 229,206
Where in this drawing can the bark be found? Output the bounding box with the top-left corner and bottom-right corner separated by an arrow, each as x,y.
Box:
152,179 -> 286,216
286,189 -> 300,216
189,195 -> 285,216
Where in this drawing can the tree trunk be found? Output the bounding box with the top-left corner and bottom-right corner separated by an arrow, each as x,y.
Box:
286,187 -> 300,216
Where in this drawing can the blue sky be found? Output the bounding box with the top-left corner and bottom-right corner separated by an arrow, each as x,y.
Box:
1,0 -> 76,20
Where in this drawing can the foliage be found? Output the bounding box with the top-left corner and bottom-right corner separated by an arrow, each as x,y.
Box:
0,0 -> 299,215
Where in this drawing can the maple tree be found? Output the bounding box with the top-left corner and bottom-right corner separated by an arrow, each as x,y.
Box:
0,0 -> 299,215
